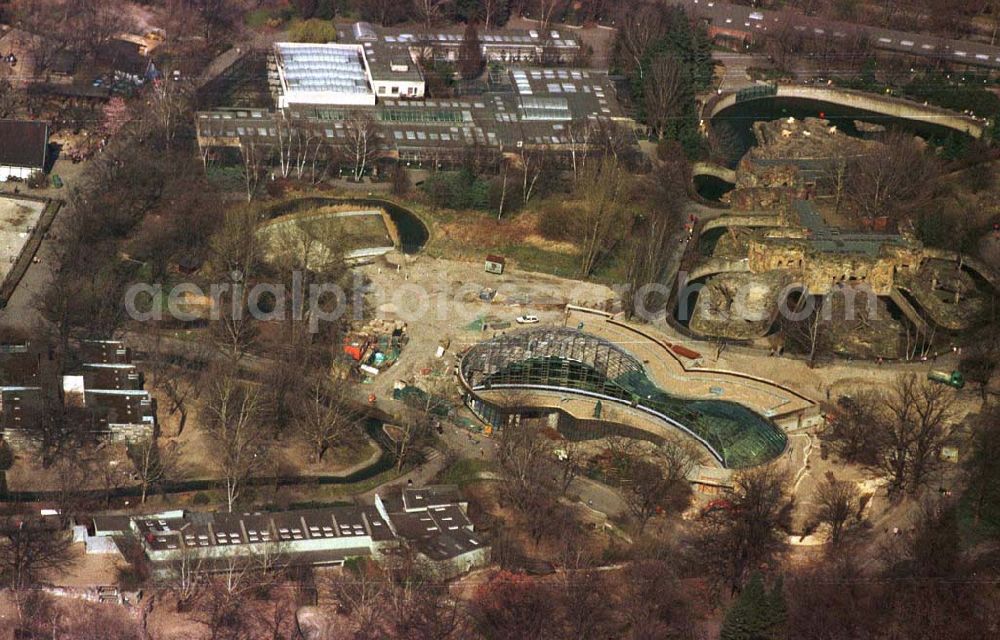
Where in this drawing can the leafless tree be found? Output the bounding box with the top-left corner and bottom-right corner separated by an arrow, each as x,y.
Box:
697,464 -> 789,594
396,376 -> 451,472
964,403 -> 1000,524
73,0 -> 133,55
820,140 -> 854,214
643,55 -> 687,140
844,130 -> 938,225
336,111 -> 381,182
127,435 -> 183,504
554,440 -> 583,495
576,156 -> 635,277
238,134 -> 270,202
877,374 -> 956,496
208,205 -> 263,361
822,389 -> 883,465
536,0 -> 564,31
623,149 -> 687,319
414,0 -> 452,29
201,368 -> 269,512
481,0 -> 505,30
612,4 -> 666,80
294,376 -> 361,463
0,77 -> 22,119
516,145 -> 551,207
813,472 -> 861,545
0,521 -> 75,619
164,544 -> 206,612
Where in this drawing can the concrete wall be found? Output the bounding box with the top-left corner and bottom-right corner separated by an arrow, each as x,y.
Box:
0,165 -> 38,181
692,161 -> 737,184
710,84 -> 985,138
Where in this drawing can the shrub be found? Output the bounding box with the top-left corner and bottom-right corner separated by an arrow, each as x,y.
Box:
289,18 -> 338,43
27,171 -> 48,189
191,491 -> 211,505
421,170 -> 492,210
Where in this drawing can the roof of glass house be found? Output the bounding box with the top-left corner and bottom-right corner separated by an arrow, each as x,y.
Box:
275,43 -> 371,95
459,328 -> 787,468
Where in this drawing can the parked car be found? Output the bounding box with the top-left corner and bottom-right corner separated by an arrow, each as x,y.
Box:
516,315 -> 539,324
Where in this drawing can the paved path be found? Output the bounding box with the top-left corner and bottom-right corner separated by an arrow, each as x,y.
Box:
564,308 -> 815,418
678,0 -> 1000,70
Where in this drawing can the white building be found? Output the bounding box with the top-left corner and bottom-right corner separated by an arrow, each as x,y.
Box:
0,120 -> 48,181
272,41 -> 426,108
117,485 -> 489,579
273,42 -> 377,108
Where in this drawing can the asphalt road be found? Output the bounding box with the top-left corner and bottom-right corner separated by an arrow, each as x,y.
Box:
678,0 -> 1000,70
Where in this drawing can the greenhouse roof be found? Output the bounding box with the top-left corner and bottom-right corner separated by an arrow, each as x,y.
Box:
460,328 -> 787,468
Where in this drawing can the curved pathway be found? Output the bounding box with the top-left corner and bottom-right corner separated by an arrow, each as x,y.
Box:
565,307 -> 816,421
709,84 -> 985,138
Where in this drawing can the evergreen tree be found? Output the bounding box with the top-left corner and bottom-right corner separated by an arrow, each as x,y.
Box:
458,22 -> 485,80
721,573 -> 785,640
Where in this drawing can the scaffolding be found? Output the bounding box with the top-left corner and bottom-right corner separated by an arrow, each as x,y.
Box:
459,328 -> 787,468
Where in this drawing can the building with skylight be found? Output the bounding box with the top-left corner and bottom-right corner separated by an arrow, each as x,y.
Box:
273,42 -> 377,108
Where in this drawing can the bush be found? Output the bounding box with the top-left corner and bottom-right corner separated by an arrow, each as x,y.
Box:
537,201 -> 577,241
27,171 -> 47,189
191,491 -> 211,505
289,18 -> 338,43
421,170 -> 491,210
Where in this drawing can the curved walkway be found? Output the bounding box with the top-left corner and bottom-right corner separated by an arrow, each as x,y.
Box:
709,84 -> 985,138
565,307 -> 816,420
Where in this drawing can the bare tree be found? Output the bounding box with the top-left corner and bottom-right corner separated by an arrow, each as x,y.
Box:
536,0 -> 563,31
698,465 -> 789,593
877,374 -> 956,496
575,156 -> 635,278
612,4 -> 666,80
164,544 -> 206,612
845,131 -> 938,225
414,0 -> 452,29
396,376 -> 450,472
964,403 -> 1000,525
336,111 -> 381,182
643,55 -> 687,140
0,521 -> 75,619
237,134 -> 270,202
481,0 -> 505,30
0,77 -> 22,119
127,436 -> 182,504
294,376 -> 361,463
208,205 -> 263,361
813,472 -> 861,545
201,368 -> 269,512
823,390 -> 883,465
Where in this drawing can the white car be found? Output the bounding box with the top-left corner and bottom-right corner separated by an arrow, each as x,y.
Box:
516,315 -> 539,324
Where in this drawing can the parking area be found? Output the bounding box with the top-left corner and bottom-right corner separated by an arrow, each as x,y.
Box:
0,194 -> 45,284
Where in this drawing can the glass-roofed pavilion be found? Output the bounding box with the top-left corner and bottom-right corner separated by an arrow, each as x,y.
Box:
458,328 -> 787,468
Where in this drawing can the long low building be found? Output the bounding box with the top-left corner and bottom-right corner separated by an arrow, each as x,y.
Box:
105,484 -> 489,578
0,120 -> 48,181
198,65 -> 634,167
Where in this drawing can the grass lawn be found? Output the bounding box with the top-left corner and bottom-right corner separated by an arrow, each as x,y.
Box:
259,206 -> 394,256
957,490 -> 1000,547
435,457 -> 497,487
404,196 -> 627,284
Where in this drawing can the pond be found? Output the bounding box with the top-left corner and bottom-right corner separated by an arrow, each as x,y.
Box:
711,96 -> 974,167
694,175 -> 736,202
265,197 -> 429,254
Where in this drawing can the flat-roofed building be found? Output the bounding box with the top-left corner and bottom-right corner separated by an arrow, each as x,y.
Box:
273,42 -> 376,108
0,120 -> 48,182
117,485 -> 487,579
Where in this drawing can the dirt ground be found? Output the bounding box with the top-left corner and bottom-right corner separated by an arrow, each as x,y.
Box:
356,252 -> 616,402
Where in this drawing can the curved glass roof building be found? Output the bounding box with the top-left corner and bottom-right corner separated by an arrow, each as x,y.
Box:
459,328 -> 787,468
